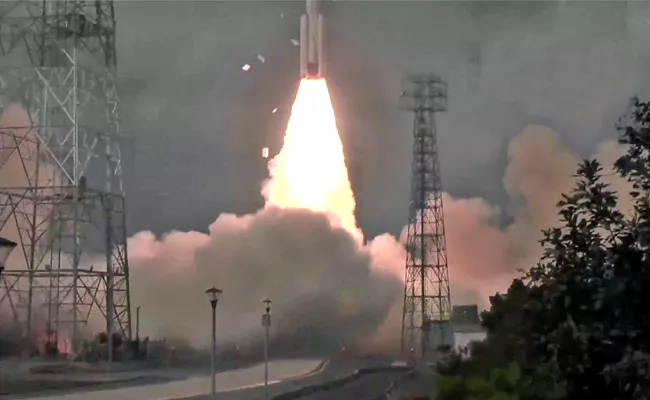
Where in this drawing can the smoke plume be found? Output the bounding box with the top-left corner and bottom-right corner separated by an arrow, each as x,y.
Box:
129,207 -> 403,353
0,104 -> 632,356
128,122 -> 632,355
442,125 -> 632,311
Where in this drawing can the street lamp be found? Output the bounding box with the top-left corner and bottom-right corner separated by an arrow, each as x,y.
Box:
262,298 -> 272,400
0,237 -> 17,277
206,286 -> 222,399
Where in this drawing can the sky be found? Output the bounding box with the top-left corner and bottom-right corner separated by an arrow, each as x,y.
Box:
115,0 -> 650,240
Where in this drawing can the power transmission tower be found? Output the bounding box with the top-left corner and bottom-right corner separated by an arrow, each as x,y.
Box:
399,74 -> 452,360
0,0 -> 132,356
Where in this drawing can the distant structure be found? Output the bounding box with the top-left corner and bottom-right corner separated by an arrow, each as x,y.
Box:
399,74 -> 453,360
0,0 -> 131,356
452,305 -> 482,333
452,304 -> 486,358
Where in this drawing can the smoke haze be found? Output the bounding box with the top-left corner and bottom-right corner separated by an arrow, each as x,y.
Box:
442,126 -> 632,311
0,96 -> 635,357
127,122 -> 632,352
0,104 -> 57,271
128,206 -> 403,352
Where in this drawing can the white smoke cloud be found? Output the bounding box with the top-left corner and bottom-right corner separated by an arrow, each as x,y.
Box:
127,122 -> 633,356
441,125 -> 632,311
128,206 -> 402,353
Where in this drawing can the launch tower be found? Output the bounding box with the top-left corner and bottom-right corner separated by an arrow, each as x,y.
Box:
0,0 -> 131,355
400,74 -> 452,360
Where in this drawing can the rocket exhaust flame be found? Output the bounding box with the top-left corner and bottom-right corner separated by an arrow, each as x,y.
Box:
125,76 -> 404,352
264,78 -> 361,241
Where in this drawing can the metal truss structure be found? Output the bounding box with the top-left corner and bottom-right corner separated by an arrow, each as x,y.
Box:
0,0 -> 131,356
399,73 -> 452,358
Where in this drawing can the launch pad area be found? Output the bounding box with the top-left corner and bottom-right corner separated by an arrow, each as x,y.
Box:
0,358 -> 326,399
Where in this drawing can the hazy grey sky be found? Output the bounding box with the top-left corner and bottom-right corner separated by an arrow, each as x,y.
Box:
115,1 -> 650,238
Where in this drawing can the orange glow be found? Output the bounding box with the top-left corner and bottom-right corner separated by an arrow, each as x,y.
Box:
264,78 -> 361,240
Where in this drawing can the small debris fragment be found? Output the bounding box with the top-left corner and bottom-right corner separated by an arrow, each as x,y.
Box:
242,64 -> 251,71
257,54 -> 266,63
290,39 -> 299,46
272,108 -> 278,114
262,147 -> 269,159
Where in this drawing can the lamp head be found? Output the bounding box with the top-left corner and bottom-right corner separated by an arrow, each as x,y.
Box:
205,287 -> 223,303
262,298 -> 271,313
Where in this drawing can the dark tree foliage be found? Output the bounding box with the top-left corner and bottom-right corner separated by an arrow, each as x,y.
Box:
437,99 -> 650,400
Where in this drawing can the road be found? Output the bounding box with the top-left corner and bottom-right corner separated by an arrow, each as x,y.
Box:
4,359 -> 324,400
179,359 -> 341,400
179,357 -> 400,400
295,371 -> 402,400
0,358 -> 261,398
2,355 -> 402,400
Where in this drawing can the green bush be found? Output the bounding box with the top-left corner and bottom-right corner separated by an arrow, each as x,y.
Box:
436,98 -> 650,400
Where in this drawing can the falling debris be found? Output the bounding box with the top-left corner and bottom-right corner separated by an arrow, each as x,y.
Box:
290,39 -> 300,46
242,64 -> 251,71
257,55 -> 266,63
272,108 -> 278,114
262,147 -> 269,159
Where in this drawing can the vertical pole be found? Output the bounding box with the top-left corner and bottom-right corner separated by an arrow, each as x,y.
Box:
106,196 -> 114,371
136,306 -> 141,339
262,299 -> 271,400
211,301 -> 217,399
264,324 -> 269,400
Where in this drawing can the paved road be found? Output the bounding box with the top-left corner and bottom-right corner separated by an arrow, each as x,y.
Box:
6,359 -> 324,400
180,359 -> 341,400
295,371 -> 402,400
180,357 -> 397,400
2,356 -> 399,400
1,358 -> 260,398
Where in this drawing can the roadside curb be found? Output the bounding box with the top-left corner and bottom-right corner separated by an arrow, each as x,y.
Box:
270,366 -> 412,400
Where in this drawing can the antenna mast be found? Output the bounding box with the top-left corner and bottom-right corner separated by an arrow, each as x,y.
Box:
399,73 -> 452,361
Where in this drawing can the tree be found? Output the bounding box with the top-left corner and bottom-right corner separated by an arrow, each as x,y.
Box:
437,98 -> 650,400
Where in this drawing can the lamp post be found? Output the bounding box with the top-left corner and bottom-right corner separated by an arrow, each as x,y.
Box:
206,286 -> 222,399
262,298 -> 271,400
136,306 -> 141,340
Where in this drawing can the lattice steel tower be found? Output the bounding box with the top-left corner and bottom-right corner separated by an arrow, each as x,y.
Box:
400,74 -> 452,358
0,0 -> 131,355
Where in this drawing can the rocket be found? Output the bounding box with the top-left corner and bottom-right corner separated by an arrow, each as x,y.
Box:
300,0 -> 325,79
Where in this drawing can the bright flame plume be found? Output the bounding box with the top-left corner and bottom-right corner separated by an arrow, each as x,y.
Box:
264,78 -> 362,241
